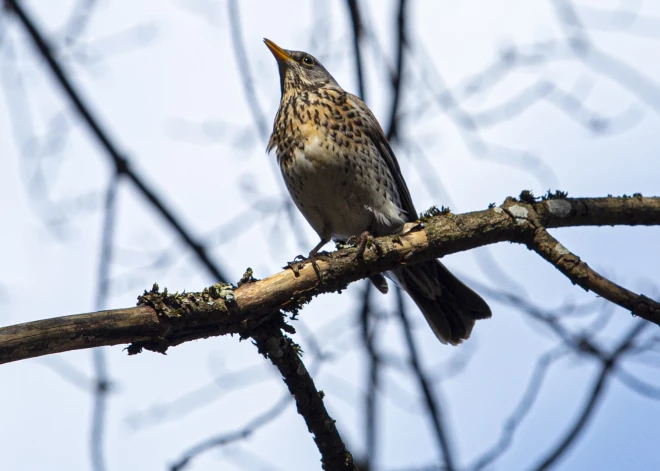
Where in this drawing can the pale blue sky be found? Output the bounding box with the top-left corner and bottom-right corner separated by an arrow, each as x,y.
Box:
1,1 -> 660,470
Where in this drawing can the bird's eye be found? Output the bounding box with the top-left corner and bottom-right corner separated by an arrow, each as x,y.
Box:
302,56 -> 314,67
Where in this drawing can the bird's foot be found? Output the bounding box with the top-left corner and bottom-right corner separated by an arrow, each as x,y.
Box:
285,255 -> 305,277
285,251 -> 325,281
350,231 -> 383,260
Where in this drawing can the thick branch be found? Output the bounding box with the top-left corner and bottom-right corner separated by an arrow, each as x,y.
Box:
1,195 -> 660,364
527,225 -> 658,323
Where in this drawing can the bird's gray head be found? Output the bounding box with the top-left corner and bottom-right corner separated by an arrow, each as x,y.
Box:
264,39 -> 339,95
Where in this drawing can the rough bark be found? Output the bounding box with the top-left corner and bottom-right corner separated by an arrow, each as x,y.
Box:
1,195 -> 659,365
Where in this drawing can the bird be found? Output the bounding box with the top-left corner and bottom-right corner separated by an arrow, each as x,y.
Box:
264,39 -> 491,344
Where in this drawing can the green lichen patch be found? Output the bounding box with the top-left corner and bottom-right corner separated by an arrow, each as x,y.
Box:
541,189 -> 569,200
419,205 -> 451,222
283,293 -> 312,319
137,281 -> 236,318
518,190 -> 536,204
238,267 -> 258,287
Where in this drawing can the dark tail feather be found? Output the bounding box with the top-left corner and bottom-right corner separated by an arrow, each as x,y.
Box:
369,274 -> 389,294
394,260 -> 491,345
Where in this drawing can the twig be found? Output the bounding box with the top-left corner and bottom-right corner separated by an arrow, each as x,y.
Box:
386,0 -> 407,141
251,318 -> 359,471
345,0 -> 366,101
170,392 -> 293,471
227,0 -> 269,139
395,287 -> 455,470
6,0 -> 228,282
468,347 -> 570,471
526,224 -> 659,324
90,173 -> 119,471
359,283 -> 378,467
530,320 -> 648,471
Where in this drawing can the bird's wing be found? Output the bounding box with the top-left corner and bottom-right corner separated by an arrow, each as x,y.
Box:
347,93 -> 418,222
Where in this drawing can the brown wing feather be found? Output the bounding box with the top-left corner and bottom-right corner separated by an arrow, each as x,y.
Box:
347,94 -> 418,222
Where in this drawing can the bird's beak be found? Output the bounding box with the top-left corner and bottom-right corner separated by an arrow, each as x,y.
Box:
264,38 -> 293,64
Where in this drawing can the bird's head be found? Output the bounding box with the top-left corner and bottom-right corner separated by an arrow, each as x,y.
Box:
264,39 -> 339,95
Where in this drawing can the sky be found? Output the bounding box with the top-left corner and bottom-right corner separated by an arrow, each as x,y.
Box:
1,1 -> 660,470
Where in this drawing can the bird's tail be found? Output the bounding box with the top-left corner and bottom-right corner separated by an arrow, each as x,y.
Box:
394,260 -> 491,345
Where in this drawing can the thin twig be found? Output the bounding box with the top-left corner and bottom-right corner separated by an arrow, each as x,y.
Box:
386,0 -> 408,141
6,0 -> 228,282
530,320 -> 648,471
170,392 -> 293,471
90,173 -> 119,471
226,0 -> 269,140
345,0 -> 366,101
395,287 -> 455,470
359,283 -> 378,467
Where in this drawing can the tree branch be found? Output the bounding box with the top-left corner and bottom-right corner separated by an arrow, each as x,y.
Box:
252,319 -> 359,471
1,195 -> 660,365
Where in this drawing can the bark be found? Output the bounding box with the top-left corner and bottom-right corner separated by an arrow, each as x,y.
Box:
1,195 -> 659,365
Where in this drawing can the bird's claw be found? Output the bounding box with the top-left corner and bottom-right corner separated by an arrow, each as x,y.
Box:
284,252 -> 324,281
354,231 -> 382,260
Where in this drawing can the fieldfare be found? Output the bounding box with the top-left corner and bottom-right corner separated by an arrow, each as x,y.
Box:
265,39 -> 491,344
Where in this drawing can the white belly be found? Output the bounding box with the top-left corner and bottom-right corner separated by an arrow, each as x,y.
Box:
281,137 -> 406,241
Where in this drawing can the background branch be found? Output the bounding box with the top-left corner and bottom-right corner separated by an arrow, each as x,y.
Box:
6,0 -> 228,282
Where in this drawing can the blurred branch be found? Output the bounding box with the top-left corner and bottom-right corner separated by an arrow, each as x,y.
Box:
395,287 -> 455,470
6,0 -> 228,282
531,320 -> 648,471
551,0 -> 660,113
227,0 -> 269,140
170,392 -> 293,471
468,347 -> 569,471
1,196 -> 660,364
59,0 -> 97,45
89,173 -> 119,471
615,367 -> 660,400
385,0 -> 407,141
359,283 -> 379,468
345,0 -> 366,101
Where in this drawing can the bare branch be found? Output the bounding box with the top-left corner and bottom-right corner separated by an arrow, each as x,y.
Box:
251,319 -> 359,471
526,219 -> 659,325
1,196 -> 660,364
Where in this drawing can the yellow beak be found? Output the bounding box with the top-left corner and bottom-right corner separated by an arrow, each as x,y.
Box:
264,38 -> 293,63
